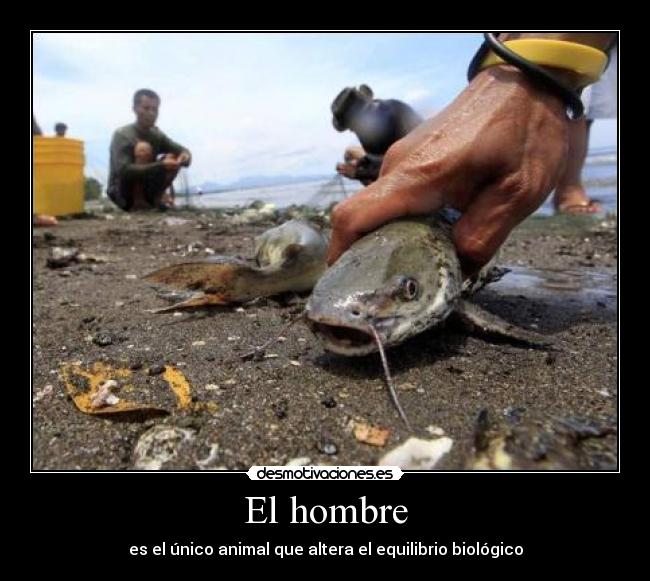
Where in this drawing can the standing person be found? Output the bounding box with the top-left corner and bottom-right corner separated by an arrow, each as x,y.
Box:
552,44 -> 617,214
33,116 -> 42,136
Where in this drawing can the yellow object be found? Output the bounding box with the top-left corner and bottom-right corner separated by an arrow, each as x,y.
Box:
60,361 -> 195,415
33,136 -> 85,216
480,39 -> 609,85
162,366 -> 193,410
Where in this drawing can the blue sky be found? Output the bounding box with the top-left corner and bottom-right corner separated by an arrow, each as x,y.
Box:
33,32 -> 617,189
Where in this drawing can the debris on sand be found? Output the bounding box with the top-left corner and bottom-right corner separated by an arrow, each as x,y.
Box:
378,437 -> 453,469
133,425 -> 196,470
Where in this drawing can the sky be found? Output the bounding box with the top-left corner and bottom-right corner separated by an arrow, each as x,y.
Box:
32,32 -> 618,189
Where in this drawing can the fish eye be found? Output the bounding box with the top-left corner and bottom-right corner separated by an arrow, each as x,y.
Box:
401,277 -> 419,301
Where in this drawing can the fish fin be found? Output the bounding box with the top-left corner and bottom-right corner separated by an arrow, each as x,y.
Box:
152,293 -> 229,313
462,265 -> 511,295
484,266 -> 511,285
144,260 -> 251,294
454,300 -> 551,348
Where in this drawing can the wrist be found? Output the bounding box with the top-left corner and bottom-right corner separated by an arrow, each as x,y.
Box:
468,33 -> 610,117
488,62 -> 584,91
472,65 -> 569,116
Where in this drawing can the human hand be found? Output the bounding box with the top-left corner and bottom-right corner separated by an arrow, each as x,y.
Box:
327,66 -> 569,275
162,156 -> 181,170
336,160 -> 359,179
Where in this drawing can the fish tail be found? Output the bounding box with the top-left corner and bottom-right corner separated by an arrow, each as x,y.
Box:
145,261 -> 255,304
152,293 -> 230,313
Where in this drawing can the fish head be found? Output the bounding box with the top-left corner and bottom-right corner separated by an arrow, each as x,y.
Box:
254,219 -> 328,268
306,219 -> 461,356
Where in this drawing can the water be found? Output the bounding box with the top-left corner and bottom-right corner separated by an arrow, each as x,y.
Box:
179,176 -> 364,211
492,266 -> 617,307
178,152 -> 617,215
536,151 -> 618,216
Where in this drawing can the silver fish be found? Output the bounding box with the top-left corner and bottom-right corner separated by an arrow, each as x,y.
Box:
145,219 -> 328,311
305,213 -> 541,357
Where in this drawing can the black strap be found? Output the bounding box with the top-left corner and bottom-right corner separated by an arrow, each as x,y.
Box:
468,33 -> 585,119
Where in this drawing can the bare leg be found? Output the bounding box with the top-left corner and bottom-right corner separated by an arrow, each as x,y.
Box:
131,141 -> 155,210
34,214 -> 58,227
554,119 -> 602,214
159,155 -> 180,209
167,183 -> 176,208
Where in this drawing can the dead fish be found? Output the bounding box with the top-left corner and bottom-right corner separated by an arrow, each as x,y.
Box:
304,212 -> 545,427
145,219 -> 328,311
305,212 -> 543,357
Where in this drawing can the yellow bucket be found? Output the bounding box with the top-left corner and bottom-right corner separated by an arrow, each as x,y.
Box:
33,136 -> 86,216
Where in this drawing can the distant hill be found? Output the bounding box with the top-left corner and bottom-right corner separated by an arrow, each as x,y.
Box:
196,174 -> 332,193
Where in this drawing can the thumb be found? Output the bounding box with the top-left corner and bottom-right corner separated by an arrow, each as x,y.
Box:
327,171 -> 445,265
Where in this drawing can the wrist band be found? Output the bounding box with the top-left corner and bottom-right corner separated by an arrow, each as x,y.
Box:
468,33 -> 592,119
480,39 -> 608,85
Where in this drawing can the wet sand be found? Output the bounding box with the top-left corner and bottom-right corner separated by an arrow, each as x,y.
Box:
32,207 -> 618,470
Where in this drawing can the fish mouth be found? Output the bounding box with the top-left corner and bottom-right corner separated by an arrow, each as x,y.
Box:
307,318 -> 378,356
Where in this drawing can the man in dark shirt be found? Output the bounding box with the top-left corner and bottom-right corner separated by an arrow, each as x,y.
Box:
331,85 -> 423,185
107,89 -> 192,211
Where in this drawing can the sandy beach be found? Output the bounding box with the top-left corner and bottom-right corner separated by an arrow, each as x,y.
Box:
32,206 -> 618,470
